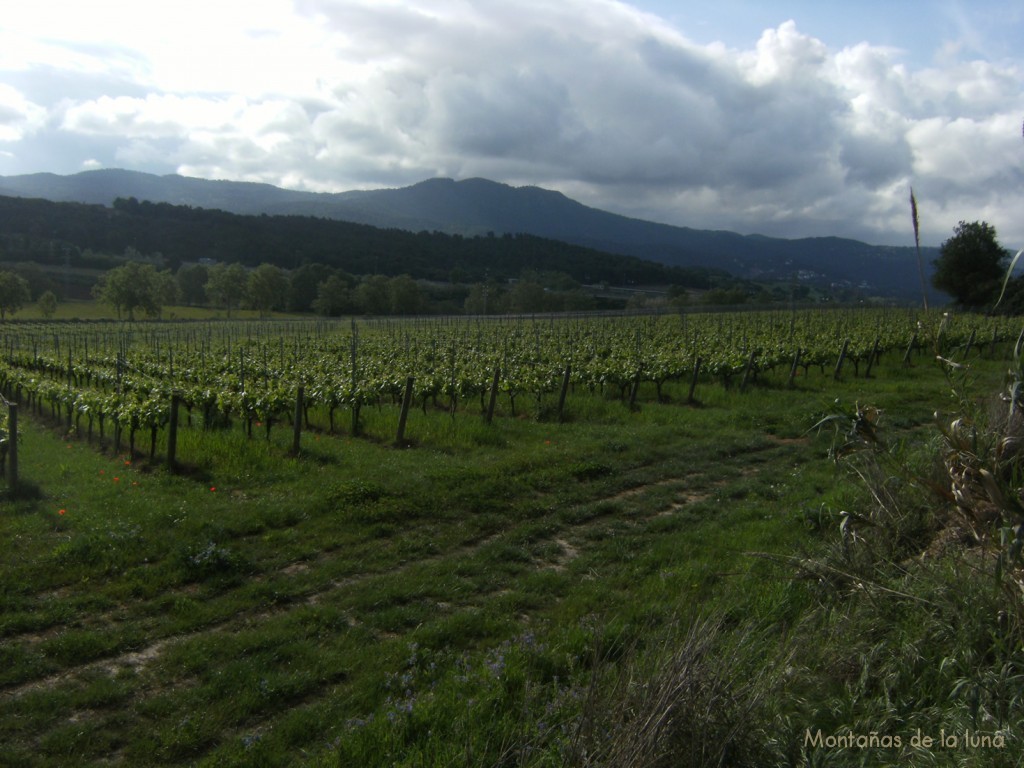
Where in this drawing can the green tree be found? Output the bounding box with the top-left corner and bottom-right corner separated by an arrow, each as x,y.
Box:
155,270 -> 179,317
176,264 -> 208,306
205,263 -> 248,317
288,263 -> 336,312
356,275 -> 391,315
703,287 -> 749,305
507,281 -> 548,313
247,263 -> 288,317
463,281 -> 506,315
0,270 -> 31,319
932,221 -> 1008,307
37,290 -> 58,319
12,263 -> 57,301
388,274 -> 421,315
91,262 -> 172,320
560,290 -> 596,312
312,275 -> 355,316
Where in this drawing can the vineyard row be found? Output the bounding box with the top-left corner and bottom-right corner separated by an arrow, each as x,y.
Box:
0,310 -> 1017,474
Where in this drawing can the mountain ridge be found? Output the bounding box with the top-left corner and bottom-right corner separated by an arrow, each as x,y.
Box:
0,169 -> 940,298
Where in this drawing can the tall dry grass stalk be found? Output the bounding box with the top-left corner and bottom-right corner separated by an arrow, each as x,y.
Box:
994,247 -> 1024,309
910,187 -> 929,312
566,617 -> 782,767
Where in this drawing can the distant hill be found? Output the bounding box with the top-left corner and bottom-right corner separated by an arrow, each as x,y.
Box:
0,169 -> 941,299
0,194 -> 715,292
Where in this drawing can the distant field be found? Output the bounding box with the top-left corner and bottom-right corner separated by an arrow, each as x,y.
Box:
11,300 -> 299,321
1,310 -> 1020,766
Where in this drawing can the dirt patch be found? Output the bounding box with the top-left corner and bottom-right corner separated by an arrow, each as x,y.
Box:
653,491 -> 711,517
602,478 -> 680,505
544,537 -> 580,572
5,638 -> 170,700
99,639 -> 169,676
765,433 -> 812,446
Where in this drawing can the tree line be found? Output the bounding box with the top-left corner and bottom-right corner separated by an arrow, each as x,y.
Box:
87,256 -> 622,319
0,254 -> 802,320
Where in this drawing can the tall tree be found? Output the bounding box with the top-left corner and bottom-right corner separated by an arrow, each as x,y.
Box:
37,290 -> 59,319
0,270 -> 31,319
388,274 -> 422,315
288,263 -> 335,312
205,263 -> 248,317
153,270 -> 179,317
176,264 -> 208,306
11,263 -> 57,301
91,262 -> 171,320
247,263 -> 288,317
356,275 -> 391,315
932,221 -> 1007,307
312,275 -> 355,316
507,280 -> 548,313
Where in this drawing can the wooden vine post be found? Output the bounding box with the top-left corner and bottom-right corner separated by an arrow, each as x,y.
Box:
628,370 -> 641,411
350,324 -> 361,436
167,392 -> 180,470
834,339 -> 850,380
787,348 -> 802,388
292,386 -> 304,455
902,333 -> 917,367
687,356 -> 702,404
963,329 -> 976,359
65,348 -> 73,433
5,400 -> 18,489
114,353 -> 123,453
557,364 -> 571,422
863,337 -> 881,379
395,377 -> 414,446
485,365 -> 500,424
740,350 -> 757,392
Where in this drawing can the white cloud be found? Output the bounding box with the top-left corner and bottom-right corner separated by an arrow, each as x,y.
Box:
0,85 -> 47,142
2,0 -> 1023,247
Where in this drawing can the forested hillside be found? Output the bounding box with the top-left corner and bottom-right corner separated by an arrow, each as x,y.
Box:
0,195 -> 719,289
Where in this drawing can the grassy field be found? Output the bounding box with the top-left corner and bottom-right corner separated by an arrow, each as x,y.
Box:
1,337 -> 1021,766
11,300 -> 300,322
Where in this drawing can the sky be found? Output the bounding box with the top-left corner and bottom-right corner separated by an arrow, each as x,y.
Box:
1,1 -> 1022,248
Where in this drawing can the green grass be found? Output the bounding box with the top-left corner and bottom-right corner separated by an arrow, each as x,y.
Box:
1,344 -> 1019,766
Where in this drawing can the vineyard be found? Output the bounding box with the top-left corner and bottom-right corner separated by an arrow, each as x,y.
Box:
0,308 -> 1013,467
2,307 -> 1022,767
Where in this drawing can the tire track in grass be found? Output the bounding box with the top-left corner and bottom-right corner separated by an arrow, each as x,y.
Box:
0,529 -> 506,701
2,460 -> 684,703
2,446 -> 793,768
5,434 -> 790,698
0,484 -> 751,768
